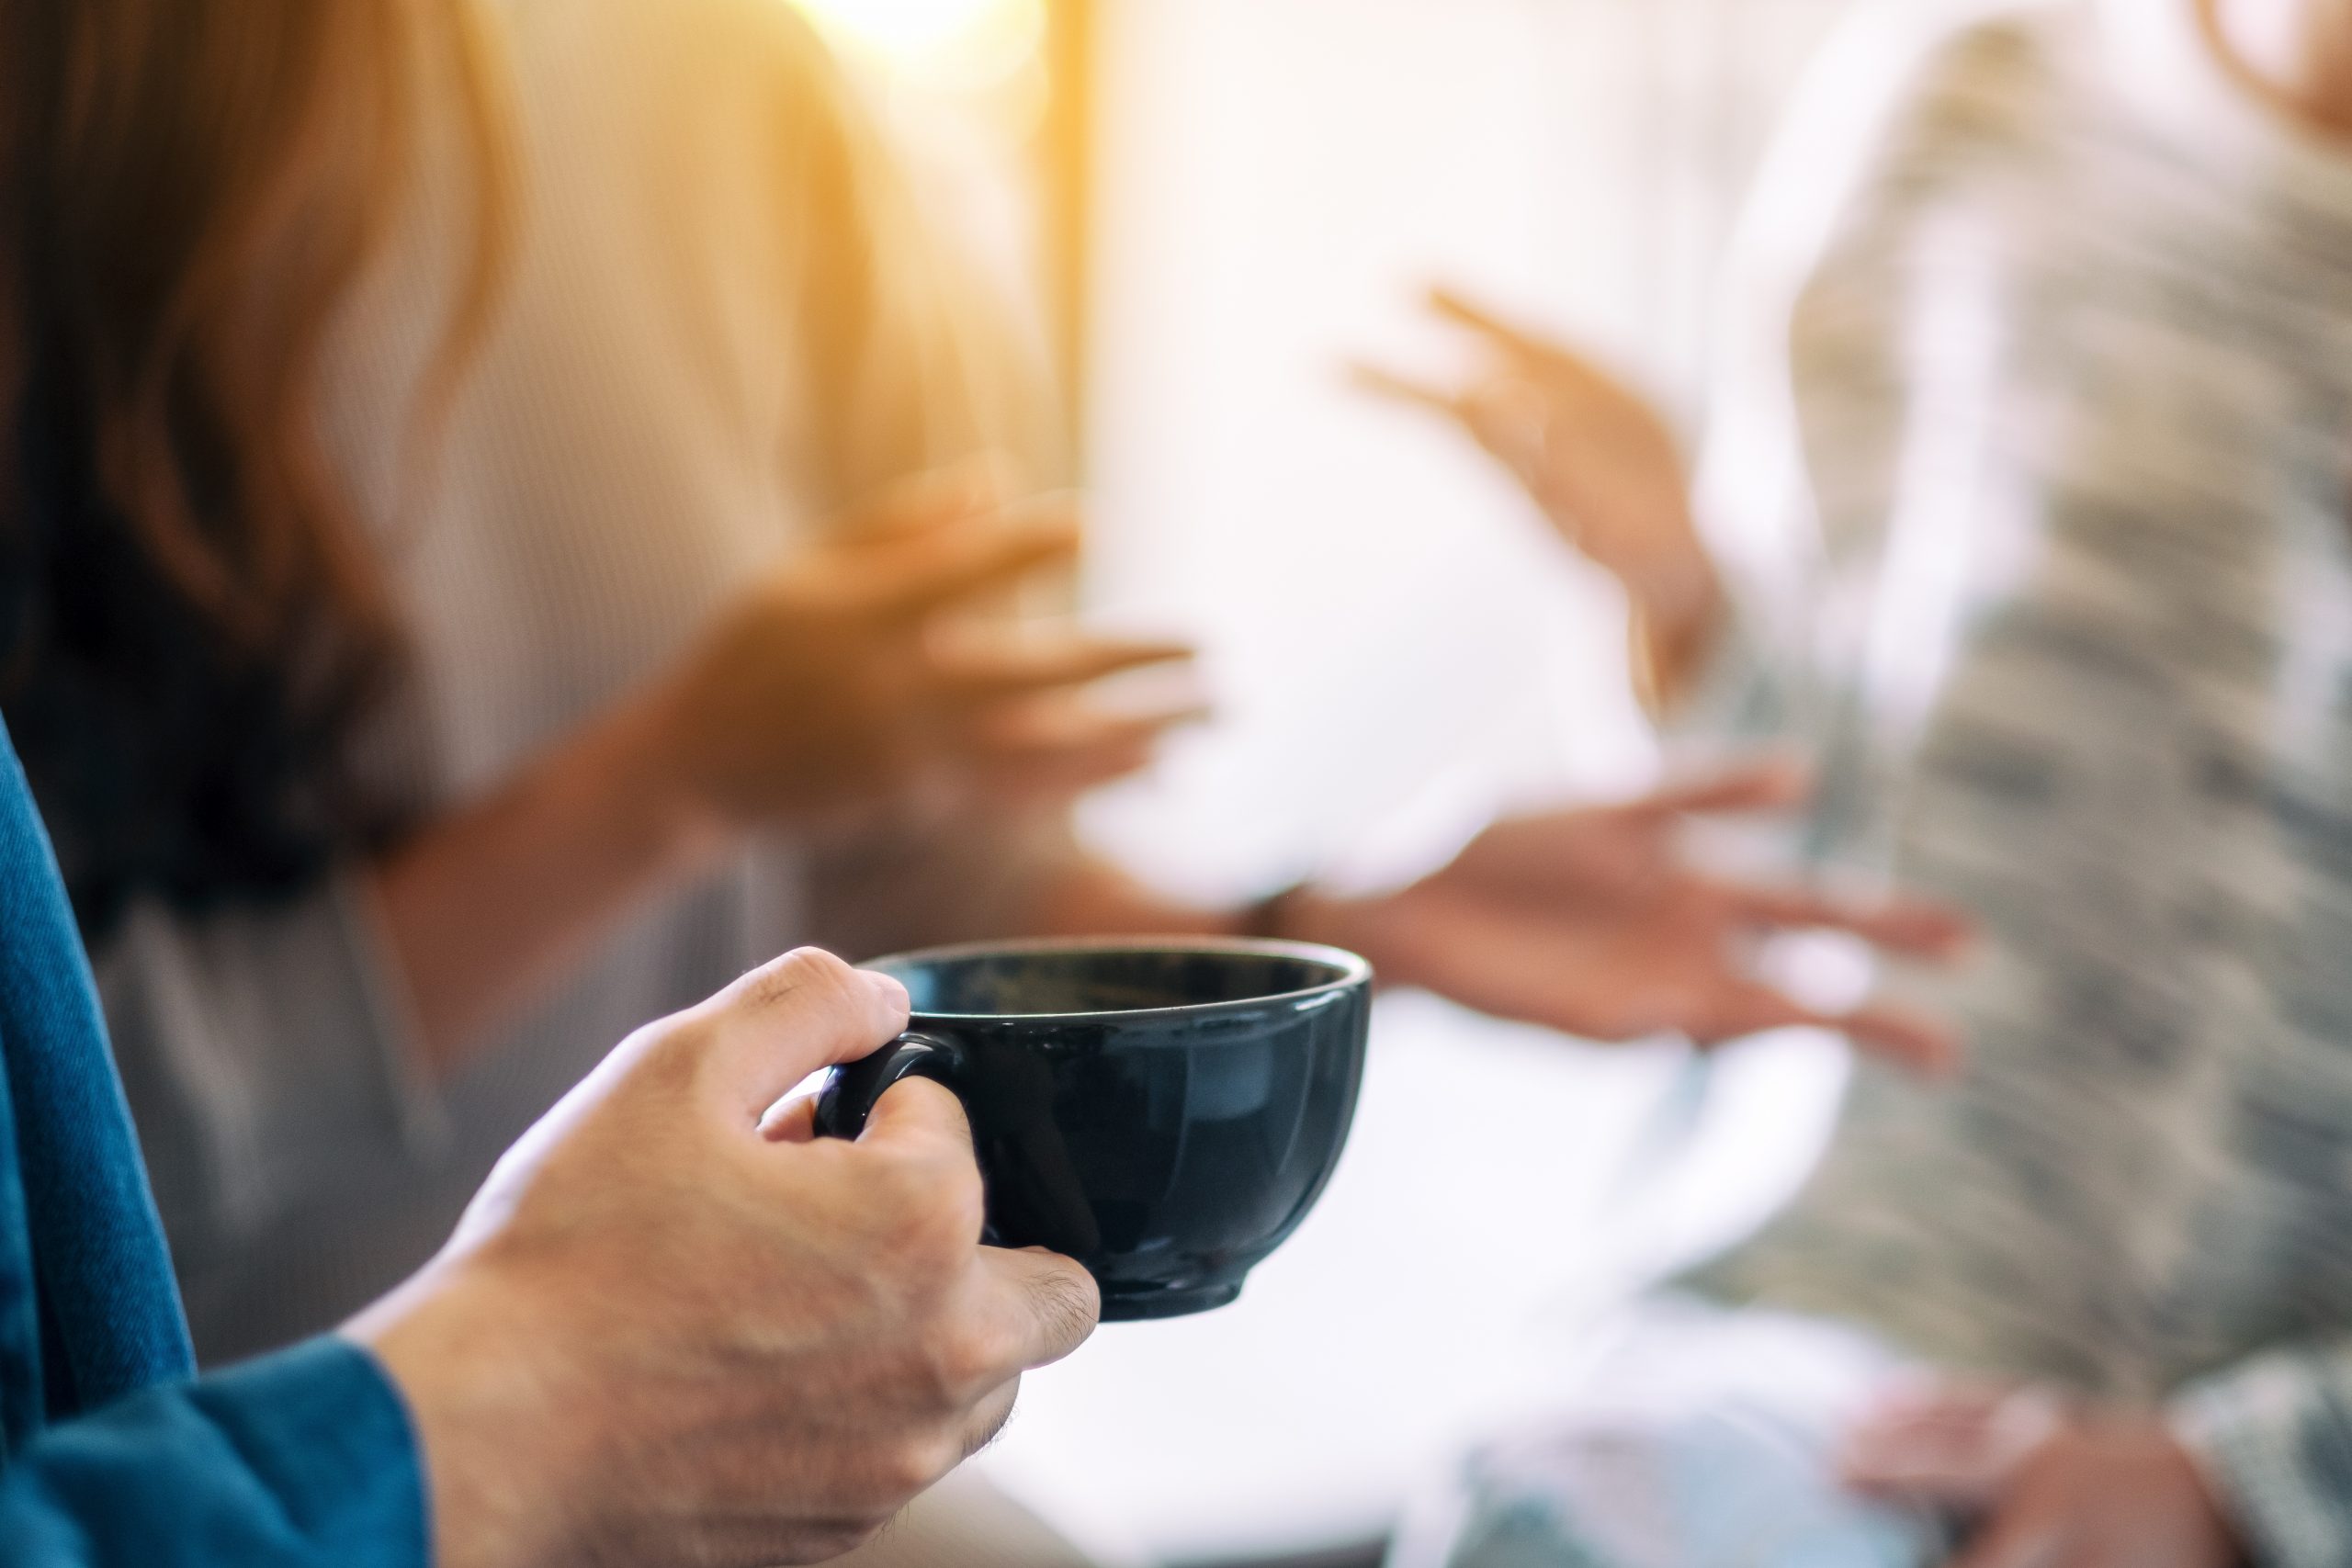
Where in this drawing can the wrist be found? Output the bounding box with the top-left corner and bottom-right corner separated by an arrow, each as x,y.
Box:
1264,888 -> 1405,985
1623,547 -> 1725,710
1622,538 -> 1723,648
1237,884 -> 1309,942
350,1258 -> 592,1568
586,682 -> 742,878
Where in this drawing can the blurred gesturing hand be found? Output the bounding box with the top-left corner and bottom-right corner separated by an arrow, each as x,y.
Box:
1357,288 -> 1723,697
1841,1384 -> 2246,1568
355,947 -> 1100,1568
639,465 -> 1197,838
1290,762 -> 1970,1075
368,464 -> 1198,1071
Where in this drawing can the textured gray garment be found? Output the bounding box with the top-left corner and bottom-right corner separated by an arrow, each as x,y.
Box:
101,0 -> 1061,1367
1663,3 -> 2352,1564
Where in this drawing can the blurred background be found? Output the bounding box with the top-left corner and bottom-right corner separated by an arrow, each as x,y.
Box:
792,3 -> 1868,1562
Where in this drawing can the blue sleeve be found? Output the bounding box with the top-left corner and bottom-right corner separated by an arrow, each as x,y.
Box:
0,1337 -> 428,1568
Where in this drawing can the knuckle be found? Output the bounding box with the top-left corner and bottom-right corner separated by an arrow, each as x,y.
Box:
873,1147 -> 983,1247
967,1380 -> 1021,1458
925,1316 -> 1017,1402
921,1179 -> 989,1265
864,1187 -> 981,1306
867,1145 -> 947,1218
750,946 -> 856,1006
725,946 -> 877,1032
628,1010 -> 720,1090
876,1432 -> 958,1501
789,1523 -> 886,1564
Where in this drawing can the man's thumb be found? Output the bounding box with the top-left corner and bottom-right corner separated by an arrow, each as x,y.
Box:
700,948 -> 910,1119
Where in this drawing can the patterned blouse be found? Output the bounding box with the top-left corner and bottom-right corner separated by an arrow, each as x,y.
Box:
1686,3 -> 2352,1562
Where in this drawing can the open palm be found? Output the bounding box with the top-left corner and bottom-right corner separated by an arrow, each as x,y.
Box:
1302,763 -> 1969,1074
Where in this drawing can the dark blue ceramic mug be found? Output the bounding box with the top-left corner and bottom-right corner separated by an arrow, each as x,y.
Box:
814,938 -> 1374,1321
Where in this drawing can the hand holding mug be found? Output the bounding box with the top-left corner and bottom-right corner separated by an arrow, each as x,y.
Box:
634,464 -> 1198,840
351,948 -> 1100,1568
808,940 -> 1374,1322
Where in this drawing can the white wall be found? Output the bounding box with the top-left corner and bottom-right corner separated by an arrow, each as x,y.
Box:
1076,0 -> 1852,900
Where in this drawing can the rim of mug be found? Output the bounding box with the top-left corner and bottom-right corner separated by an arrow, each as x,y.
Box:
861,935 -> 1374,1023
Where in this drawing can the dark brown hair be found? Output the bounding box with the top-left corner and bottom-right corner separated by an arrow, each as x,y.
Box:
0,0 -> 508,936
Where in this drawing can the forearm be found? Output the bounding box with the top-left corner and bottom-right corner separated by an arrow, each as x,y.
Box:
0,1339 -> 427,1568
372,691 -> 727,1076
1628,561 -> 1729,714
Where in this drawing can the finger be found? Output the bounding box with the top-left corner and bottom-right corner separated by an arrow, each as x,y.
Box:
1855,1382 -> 2022,1438
1428,286 -> 1605,386
856,1076 -> 978,1165
861,510 -> 1082,623
972,733 -> 1175,802
1727,883 -> 1974,958
758,1092 -> 820,1144
1825,1001 -> 1963,1079
1843,1403 -> 2020,1506
960,1375 -> 1023,1461
974,1245 -> 1102,1373
1843,1441 -> 2004,1508
1694,980 -> 1961,1078
966,703 -> 1208,795
1950,1501 -> 2067,1568
967,698 -> 1212,756
929,636 -> 1197,706
1453,378 -> 1554,475
839,453 -> 1023,545
701,949 -> 911,1118
1623,758 -> 1812,820
1347,361 -> 1465,416
1839,1381 -> 2029,1499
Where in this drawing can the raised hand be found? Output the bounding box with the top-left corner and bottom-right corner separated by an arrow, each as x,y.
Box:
353,947 -> 1100,1568
638,463 -> 1199,838
1841,1384 -> 2245,1568
1288,761 -> 1970,1075
1357,287 -> 1723,697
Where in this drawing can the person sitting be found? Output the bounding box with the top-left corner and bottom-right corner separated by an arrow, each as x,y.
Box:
1373,0 -> 2352,1562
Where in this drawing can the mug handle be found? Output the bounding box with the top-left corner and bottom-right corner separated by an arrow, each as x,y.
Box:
812,1032 -> 967,1140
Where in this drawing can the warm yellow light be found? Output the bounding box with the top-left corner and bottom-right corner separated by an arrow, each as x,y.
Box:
790,0 -> 1045,86
795,0 -> 1001,57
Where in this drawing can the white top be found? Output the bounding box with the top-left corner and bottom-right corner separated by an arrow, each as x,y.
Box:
102,0 -> 1055,1361
1683,3 -> 2352,1560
